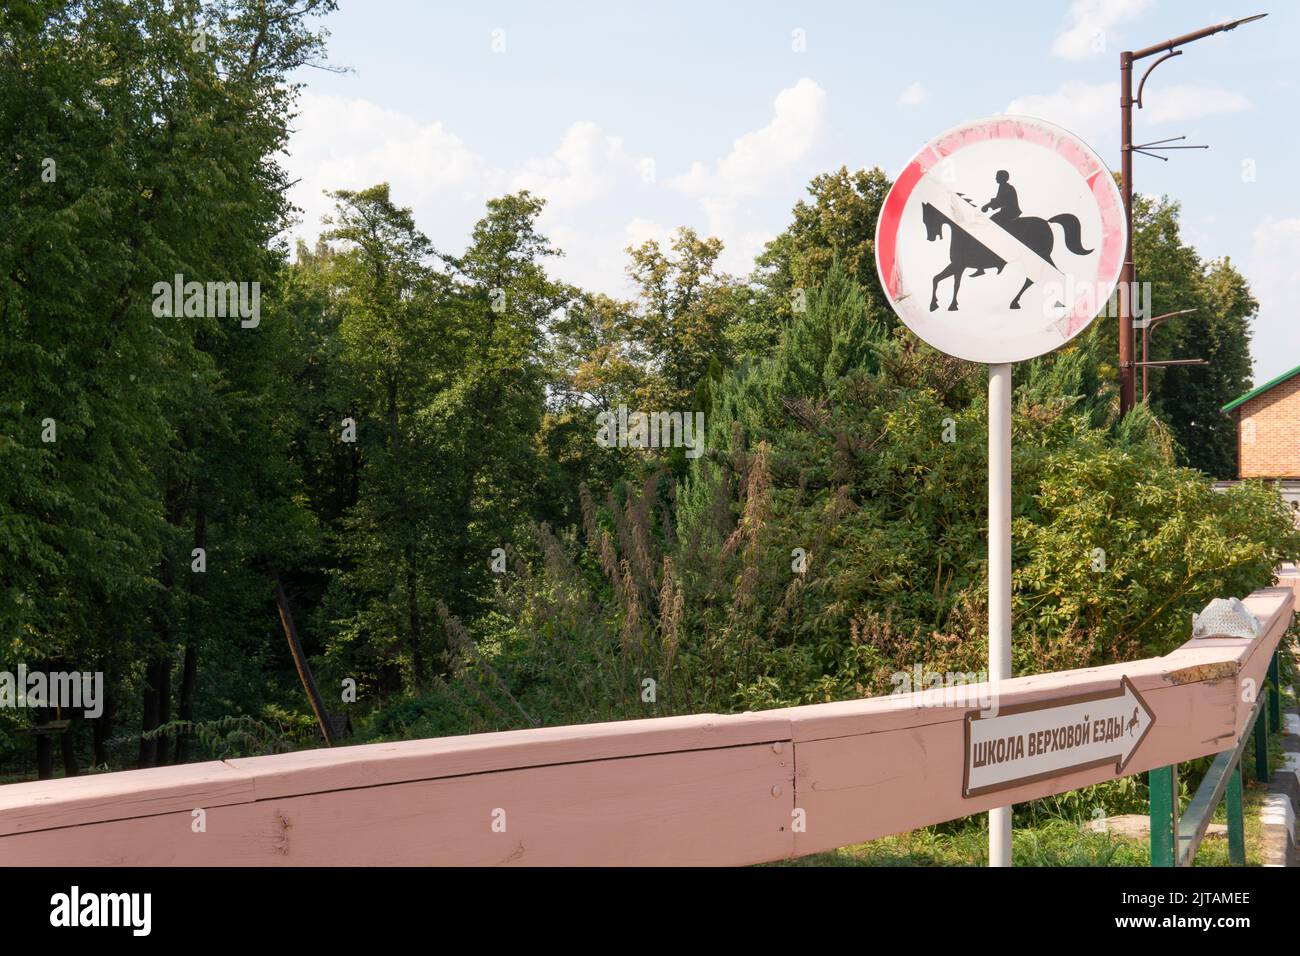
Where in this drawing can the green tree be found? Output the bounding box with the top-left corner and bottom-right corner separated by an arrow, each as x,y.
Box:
433,192 -> 565,624
320,185 -> 452,691
624,228 -> 736,410
0,0 -> 335,772
436,263 -> 1297,729
755,166 -> 894,331
1134,195 -> 1255,478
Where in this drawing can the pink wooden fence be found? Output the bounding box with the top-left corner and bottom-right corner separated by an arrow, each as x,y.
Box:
1,580 -> 1293,866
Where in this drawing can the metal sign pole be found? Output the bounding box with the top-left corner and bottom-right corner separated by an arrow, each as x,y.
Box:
988,362 -> 1013,866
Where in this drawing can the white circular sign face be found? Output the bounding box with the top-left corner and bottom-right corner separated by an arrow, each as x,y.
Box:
875,115 -> 1126,364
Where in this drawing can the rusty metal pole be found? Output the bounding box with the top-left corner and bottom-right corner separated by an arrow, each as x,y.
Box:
1142,319 -> 1150,401
1120,50 -> 1136,416
1117,14 -> 1266,418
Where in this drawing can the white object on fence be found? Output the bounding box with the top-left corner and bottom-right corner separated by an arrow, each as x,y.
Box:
1191,597 -> 1261,640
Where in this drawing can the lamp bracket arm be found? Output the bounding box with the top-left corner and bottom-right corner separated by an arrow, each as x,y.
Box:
1136,49 -> 1183,109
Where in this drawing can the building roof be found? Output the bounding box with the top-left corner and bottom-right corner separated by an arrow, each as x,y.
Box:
1222,363 -> 1300,413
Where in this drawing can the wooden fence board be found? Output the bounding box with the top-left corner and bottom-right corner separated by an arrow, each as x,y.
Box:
224,710 -> 793,801
0,762 -> 255,838
0,742 -> 795,866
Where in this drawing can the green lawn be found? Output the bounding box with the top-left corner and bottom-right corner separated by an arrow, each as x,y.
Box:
779,780 -> 1275,866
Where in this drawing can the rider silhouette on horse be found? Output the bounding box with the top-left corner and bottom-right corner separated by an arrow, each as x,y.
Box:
966,171 -> 1021,277
981,170 -> 1020,225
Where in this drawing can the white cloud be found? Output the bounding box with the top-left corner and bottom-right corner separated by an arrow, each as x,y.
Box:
284,81 -> 826,294
499,121 -> 647,210
285,92 -> 485,240
540,218 -> 678,298
1052,0 -> 1152,60
898,82 -> 927,107
1006,82 -> 1114,144
285,94 -> 652,244
1006,82 -> 1251,148
1246,218 -> 1300,383
671,77 -> 826,274
672,78 -> 825,205
1143,87 -> 1252,124
623,217 -> 676,250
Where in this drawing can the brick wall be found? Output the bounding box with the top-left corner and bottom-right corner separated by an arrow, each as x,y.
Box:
1238,374 -> 1300,478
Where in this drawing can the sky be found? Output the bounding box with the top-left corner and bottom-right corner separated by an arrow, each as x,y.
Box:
284,0 -> 1299,385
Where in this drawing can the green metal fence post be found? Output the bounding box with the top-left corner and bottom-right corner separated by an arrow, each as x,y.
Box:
1268,650 -> 1281,731
1226,759 -> 1246,866
1254,704 -> 1269,783
1149,764 -> 1177,867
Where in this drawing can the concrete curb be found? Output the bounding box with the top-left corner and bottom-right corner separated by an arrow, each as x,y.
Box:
1263,683 -> 1299,866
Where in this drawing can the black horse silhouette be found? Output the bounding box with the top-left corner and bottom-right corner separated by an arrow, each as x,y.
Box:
921,185 -> 1092,312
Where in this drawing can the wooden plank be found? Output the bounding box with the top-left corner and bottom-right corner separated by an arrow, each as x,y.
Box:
225,710 -> 792,801
783,595 -> 1295,857
0,742 -> 795,866
0,761 -> 255,838
1242,586 -> 1295,643
776,651 -> 1218,745
1234,588 -> 1292,737
0,711 -> 793,839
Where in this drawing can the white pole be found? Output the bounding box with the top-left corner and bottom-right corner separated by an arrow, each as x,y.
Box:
988,362 -> 1013,867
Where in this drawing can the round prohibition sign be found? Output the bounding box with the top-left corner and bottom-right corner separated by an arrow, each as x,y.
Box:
875,115 -> 1126,364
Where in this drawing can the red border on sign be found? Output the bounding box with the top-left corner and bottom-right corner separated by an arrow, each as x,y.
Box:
876,117 -> 1125,340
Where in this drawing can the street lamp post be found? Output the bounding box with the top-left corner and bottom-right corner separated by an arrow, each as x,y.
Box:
1118,13 -> 1266,417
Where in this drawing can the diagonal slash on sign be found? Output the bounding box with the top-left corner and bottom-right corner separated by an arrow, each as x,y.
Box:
914,175 -> 1069,314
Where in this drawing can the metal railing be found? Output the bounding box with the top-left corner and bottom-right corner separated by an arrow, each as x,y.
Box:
1149,648 -> 1285,866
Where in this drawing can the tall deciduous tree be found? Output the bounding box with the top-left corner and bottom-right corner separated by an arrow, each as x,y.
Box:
322,185 -> 449,691
0,0 -> 335,770
433,192 -> 563,629
755,166 -> 894,330
624,228 -> 735,411
1134,195 -> 1255,479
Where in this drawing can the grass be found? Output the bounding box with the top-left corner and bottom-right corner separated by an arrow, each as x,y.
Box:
781,819 -> 1147,867
779,766 -> 1277,867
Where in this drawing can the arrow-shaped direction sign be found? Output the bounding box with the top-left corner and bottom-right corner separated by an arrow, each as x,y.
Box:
962,676 -> 1155,798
